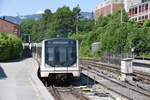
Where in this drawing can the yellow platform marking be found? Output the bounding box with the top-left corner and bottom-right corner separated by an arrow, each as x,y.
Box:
79,86 -> 87,88
78,86 -> 93,91
28,77 -> 42,100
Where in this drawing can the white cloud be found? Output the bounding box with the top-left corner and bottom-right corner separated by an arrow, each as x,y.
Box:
35,10 -> 44,14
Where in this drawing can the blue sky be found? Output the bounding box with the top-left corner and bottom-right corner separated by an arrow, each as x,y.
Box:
0,0 -> 103,16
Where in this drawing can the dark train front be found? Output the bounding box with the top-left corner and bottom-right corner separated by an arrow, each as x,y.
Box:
34,38 -> 80,83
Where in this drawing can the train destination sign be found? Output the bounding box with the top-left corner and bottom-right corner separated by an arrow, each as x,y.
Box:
53,41 -> 69,45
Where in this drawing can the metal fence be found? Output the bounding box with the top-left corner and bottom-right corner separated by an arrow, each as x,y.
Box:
101,52 -> 134,66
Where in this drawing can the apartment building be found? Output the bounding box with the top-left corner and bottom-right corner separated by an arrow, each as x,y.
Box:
124,0 -> 141,12
95,0 -> 124,19
96,0 -> 150,21
128,0 -> 150,21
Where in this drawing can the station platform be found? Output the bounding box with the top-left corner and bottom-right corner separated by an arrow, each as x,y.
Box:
133,59 -> 150,73
133,59 -> 150,65
0,58 -> 54,100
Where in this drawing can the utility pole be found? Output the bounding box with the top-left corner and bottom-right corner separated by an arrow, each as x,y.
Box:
121,8 -> 123,23
23,34 -> 31,44
91,11 -> 95,19
76,14 -> 78,35
76,4 -> 79,35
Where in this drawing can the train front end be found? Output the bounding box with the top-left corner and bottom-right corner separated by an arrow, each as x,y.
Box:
40,38 -> 80,81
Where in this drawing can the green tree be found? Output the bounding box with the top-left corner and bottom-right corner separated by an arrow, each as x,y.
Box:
96,15 -> 110,27
78,19 -> 95,32
31,9 -> 54,42
54,6 -> 75,37
21,19 -> 35,38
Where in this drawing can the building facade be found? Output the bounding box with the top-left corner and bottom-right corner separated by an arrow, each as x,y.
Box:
124,0 -> 141,12
96,0 -> 150,21
128,0 -> 150,21
96,0 -> 124,19
0,18 -> 20,36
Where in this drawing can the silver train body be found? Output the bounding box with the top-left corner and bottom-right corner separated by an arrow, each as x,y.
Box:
31,38 -> 80,79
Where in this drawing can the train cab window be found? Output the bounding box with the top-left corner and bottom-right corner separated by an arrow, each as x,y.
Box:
47,48 -> 54,61
55,47 -> 67,66
68,47 -> 76,65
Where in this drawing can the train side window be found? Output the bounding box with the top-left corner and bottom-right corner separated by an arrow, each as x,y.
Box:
47,48 -> 54,61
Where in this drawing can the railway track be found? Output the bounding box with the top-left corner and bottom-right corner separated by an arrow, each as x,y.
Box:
80,59 -> 150,100
47,85 -> 90,100
134,71 -> 150,83
81,65 -> 150,100
80,59 -> 150,82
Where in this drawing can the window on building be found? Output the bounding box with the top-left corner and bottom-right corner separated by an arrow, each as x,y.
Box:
142,5 -> 145,12
142,0 -> 149,3
129,9 -> 132,16
139,5 -> 141,12
135,7 -> 137,14
142,0 -> 144,3
145,15 -> 148,19
145,3 -> 148,11
132,8 -> 135,14
142,16 -> 145,20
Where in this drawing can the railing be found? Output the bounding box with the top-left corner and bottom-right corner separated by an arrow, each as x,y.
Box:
101,52 -> 134,66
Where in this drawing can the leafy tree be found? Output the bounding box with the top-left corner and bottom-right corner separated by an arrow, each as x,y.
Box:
72,5 -> 81,33
111,9 -> 129,23
143,20 -> 150,27
42,9 -> 53,23
21,19 -> 35,36
96,15 -> 110,27
54,6 -> 75,37
78,19 -> 95,32
29,9 -> 54,42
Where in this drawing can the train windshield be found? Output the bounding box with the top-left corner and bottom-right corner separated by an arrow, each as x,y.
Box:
45,42 -> 76,67
55,47 -> 67,66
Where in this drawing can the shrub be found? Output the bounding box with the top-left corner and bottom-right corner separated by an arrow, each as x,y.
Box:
0,33 -> 22,61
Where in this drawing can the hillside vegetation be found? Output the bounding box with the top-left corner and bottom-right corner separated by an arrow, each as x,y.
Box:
21,6 -> 150,58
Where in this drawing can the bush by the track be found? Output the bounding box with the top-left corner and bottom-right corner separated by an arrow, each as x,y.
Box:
0,32 -> 23,61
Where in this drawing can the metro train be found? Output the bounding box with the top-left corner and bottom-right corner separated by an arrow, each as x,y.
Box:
31,38 -> 80,83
